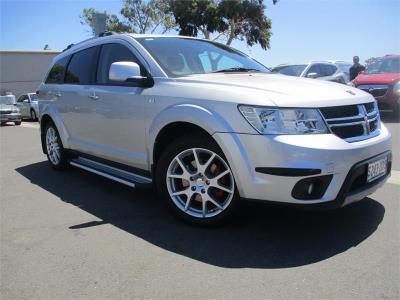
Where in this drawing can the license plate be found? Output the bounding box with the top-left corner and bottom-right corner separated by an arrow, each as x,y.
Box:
367,157 -> 388,183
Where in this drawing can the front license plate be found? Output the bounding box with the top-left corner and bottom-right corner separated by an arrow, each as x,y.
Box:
367,157 -> 388,183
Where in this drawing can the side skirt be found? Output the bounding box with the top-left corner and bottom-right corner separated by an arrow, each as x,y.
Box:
69,156 -> 153,188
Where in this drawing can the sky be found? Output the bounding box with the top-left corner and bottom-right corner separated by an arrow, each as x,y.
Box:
0,0 -> 399,67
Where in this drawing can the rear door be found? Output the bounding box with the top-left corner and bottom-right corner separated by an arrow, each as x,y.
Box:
86,42 -> 148,169
59,46 -> 100,151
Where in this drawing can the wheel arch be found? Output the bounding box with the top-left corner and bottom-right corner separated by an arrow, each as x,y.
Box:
148,104 -> 233,171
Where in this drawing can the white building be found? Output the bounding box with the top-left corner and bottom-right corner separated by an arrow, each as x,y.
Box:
0,50 -> 60,97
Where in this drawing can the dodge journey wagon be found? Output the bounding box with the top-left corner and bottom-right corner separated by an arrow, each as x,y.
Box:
38,33 -> 392,225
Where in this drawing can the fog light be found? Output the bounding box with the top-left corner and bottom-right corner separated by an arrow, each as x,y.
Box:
292,175 -> 333,200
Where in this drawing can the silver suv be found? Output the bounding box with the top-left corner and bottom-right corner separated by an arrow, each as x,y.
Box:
38,34 -> 392,225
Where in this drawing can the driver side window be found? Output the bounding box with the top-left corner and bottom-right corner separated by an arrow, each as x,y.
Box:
306,64 -> 322,77
17,95 -> 28,103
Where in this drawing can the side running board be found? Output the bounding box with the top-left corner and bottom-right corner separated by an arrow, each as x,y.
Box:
69,157 -> 152,188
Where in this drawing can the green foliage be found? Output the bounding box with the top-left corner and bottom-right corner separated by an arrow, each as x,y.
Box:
170,0 -> 276,49
121,0 -> 175,34
81,0 -> 175,35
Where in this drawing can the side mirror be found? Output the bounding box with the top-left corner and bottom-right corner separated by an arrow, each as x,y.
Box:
109,61 -> 153,87
359,70 -> 365,75
306,72 -> 318,79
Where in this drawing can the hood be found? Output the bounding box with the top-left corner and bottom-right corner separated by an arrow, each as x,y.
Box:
0,104 -> 19,111
175,73 -> 373,107
354,72 -> 400,85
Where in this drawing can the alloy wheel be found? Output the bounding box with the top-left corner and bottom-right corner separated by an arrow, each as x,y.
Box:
46,127 -> 61,165
166,148 -> 235,218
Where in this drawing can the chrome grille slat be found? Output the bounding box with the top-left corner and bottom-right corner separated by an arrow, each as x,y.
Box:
319,102 -> 381,142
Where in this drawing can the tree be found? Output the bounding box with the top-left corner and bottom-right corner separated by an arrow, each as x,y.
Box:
121,0 -> 175,34
80,0 -> 175,35
170,0 -> 277,49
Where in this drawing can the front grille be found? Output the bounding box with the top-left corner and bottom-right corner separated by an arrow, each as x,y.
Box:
357,84 -> 388,97
320,102 -> 380,142
0,110 -> 12,115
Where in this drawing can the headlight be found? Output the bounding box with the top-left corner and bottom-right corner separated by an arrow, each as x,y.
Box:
394,81 -> 400,96
238,105 -> 329,134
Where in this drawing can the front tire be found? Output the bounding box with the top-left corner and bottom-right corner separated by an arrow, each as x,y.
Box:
155,135 -> 240,225
45,122 -> 68,170
14,121 -> 21,125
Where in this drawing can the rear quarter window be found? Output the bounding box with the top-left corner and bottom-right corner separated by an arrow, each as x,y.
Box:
45,56 -> 70,84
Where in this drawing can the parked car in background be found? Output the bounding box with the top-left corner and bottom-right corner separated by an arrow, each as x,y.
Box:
271,61 -> 349,83
38,34 -> 391,225
16,93 -> 39,120
0,95 -> 21,125
329,60 -> 352,82
351,55 -> 400,115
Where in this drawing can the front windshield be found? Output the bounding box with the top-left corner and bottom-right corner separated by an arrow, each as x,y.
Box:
136,37 -> 268,77
365,57 -> 400,74
0,95 -> 16,105
270,65 -> 307,76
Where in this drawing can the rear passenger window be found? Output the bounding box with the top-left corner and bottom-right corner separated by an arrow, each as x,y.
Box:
45,56 -> 69,84
65,46 -> 99,84
96,43 -> 141,84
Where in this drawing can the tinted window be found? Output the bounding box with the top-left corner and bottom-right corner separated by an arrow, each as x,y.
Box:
45,56 -> 69,84
307,64 -> 322,77
17,95 -> 28,102
65,46 -> 99,84
320,64 -> 337,76
97,43 -> 140,84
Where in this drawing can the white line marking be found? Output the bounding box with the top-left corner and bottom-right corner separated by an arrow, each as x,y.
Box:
387,170 -> 400,185
20,122 -> 39,129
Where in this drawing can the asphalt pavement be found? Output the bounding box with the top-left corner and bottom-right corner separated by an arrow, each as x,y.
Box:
0,115 -> 399,299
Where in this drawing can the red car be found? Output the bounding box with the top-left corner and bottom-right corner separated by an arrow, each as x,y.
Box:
353,54 -> 400,115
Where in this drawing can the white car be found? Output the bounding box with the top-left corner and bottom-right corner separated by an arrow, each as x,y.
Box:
271,61 -> 350,84
16,93 -> 39,120
38,34 -> 391,225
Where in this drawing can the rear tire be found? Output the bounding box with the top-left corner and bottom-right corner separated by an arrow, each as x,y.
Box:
155,135 -> 240,226
44,122 -> 69,170
14,121 -> 21,125
30,109 -> 37,121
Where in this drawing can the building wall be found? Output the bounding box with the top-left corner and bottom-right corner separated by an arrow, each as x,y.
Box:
0,50 -> 60,97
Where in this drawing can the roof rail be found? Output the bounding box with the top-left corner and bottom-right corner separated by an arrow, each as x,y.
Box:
98,31 -> 116,37
62,43 -> 74,52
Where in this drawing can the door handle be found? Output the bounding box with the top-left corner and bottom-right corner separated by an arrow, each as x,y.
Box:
89,93 -> 99,100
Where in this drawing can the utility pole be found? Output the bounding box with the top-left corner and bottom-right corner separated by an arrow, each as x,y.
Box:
92,12 -> 107,36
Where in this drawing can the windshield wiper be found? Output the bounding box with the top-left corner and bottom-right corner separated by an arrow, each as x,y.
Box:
212,67 -> 262,73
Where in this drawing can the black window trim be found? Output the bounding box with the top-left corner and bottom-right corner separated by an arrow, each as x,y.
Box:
94,42 -> 151,87
45,55 -> 71,85
45,41 -> 153,87
63,45 -> 101,86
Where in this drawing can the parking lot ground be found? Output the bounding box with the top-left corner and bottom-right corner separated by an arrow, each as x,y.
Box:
0,116 -> 399,299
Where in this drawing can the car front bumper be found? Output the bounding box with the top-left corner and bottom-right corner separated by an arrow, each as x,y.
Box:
213,124 -> 392,208
0,113 -> 22,122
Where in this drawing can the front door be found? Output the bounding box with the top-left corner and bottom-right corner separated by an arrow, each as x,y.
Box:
84,42 -> 148,169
